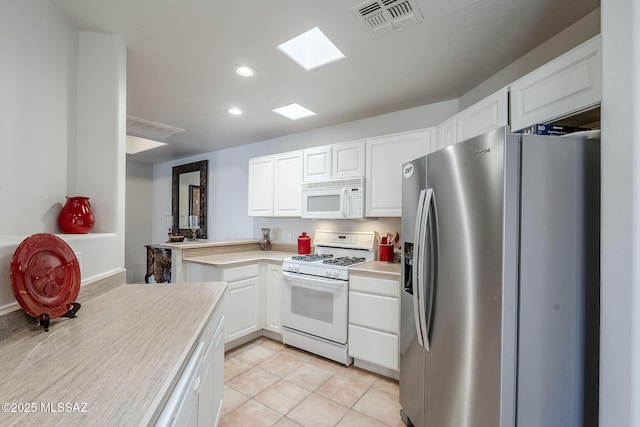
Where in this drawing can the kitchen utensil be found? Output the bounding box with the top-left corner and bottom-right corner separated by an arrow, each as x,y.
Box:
390,232 -> 399,245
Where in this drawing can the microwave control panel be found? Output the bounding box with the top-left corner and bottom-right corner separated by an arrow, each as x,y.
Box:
345,188 -> 363,218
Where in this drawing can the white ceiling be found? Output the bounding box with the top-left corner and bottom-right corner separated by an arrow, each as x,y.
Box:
50,0 -> 599,164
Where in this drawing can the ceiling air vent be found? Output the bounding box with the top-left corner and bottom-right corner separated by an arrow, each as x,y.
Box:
352,0 -> 424,37
126,115 -> 185,140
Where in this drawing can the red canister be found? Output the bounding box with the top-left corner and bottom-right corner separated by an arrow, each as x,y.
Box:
298,232 -> 311,254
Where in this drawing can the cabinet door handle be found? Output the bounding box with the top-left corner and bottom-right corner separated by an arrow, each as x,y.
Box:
193,376 -> 201,392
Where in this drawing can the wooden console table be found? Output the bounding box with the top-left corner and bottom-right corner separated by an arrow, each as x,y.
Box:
145,245 -> 172,283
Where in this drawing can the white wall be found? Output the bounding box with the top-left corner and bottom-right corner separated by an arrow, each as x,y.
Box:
0,2 -> 126,314
125,160 -> 153,283
0,0 -> 77,235
600,0 -> 640,425
459,8 -> 601,109
151,100 -> 458,244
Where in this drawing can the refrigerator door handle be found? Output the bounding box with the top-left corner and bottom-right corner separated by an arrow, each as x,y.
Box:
412,189 -> 427,348
423,188 -> 437,352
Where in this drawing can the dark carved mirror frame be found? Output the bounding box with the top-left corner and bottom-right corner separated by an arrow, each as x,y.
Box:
172,160 -> 208,239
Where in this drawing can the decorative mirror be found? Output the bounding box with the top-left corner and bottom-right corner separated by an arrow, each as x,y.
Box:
172,160 -> 208,239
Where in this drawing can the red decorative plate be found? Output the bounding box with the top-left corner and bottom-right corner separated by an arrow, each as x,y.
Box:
10,233 -> 80,320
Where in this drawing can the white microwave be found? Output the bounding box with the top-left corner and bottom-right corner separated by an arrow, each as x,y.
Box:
301,177 -> 365,219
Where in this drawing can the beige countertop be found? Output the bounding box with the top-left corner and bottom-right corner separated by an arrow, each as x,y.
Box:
184,250 -> 297,267
152,238 -> 259,250
0,282 -> 226,426
349,260 -> 402,279
185,251 -> 402,280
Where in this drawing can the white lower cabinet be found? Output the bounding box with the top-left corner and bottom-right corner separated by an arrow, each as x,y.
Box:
198,311 -> 224,426
265,264 -> 283,333
156,297 -> 225,427
185,262 -> 261,345
223,265 -> 261,343
348,274 -> 400,375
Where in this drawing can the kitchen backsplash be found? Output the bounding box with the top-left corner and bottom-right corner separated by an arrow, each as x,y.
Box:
252,217 -> 401,245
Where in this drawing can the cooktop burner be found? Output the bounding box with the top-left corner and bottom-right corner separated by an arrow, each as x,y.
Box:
291,254 -> 333,262
323,256 -> 367,266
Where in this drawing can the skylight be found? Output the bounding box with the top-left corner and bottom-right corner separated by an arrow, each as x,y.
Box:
272,103 -> 317,120
126,135 -> 167,155
277,27 -> 345,71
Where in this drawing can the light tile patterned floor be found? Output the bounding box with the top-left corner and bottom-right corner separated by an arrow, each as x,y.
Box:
221,337 -> 405,427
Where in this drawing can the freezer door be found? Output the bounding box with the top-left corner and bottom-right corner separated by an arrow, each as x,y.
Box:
424,128 -> 511,427
399,156 -> 427,427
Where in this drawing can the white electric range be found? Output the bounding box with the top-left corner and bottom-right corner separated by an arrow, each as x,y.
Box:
281,230 -> 376,366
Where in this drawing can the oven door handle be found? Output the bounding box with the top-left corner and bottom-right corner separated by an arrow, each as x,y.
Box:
282,271 -> 347,289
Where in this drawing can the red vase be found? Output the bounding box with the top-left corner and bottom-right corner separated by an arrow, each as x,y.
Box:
58,196 -> 95,234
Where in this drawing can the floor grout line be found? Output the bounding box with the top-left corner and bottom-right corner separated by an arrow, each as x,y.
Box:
220,337 -> 402,426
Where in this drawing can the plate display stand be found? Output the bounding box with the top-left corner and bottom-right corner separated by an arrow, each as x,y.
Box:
38,302 -> 82,332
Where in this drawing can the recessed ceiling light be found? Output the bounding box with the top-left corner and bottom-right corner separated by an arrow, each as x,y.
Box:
277,27 -> 345,71
272,103 -> 316,120
125,135 -> 168,155
228,107 -> 243,115
235,65 -> 256,77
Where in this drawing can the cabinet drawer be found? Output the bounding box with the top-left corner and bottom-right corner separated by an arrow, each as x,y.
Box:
349,275 -> 399,297
222,264 -> 259,282
349,292 -> 399,333
348,324 -> 398,371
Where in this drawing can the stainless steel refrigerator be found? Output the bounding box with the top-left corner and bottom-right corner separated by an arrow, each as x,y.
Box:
399,127 -> 599,427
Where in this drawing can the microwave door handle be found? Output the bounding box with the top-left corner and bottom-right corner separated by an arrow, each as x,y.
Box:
341,187 -> 348,218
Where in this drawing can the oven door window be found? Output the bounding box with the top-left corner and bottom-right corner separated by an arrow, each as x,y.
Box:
281,274 -> 348,344
307,194 -> 340,212
291,286 -> 333,323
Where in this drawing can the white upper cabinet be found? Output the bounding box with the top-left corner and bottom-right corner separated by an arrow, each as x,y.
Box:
435,116 -> 457,150
510,35 -> 601,132
303,146 -> 332,182
456,87 -> 508,142
303,140 -> 365,182
274,151 -> 303,216
434,87 -> 508,149
332,140 -> 365,179
248,151 -> 302,217
247,155 -> 274,216
366,129 -> 433,217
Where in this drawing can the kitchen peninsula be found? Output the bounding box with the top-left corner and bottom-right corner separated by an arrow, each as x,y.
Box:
150,239 -> 297,283
0,281 -> 226,426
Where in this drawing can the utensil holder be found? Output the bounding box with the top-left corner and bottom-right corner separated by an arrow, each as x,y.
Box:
379,244 -> 394,262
